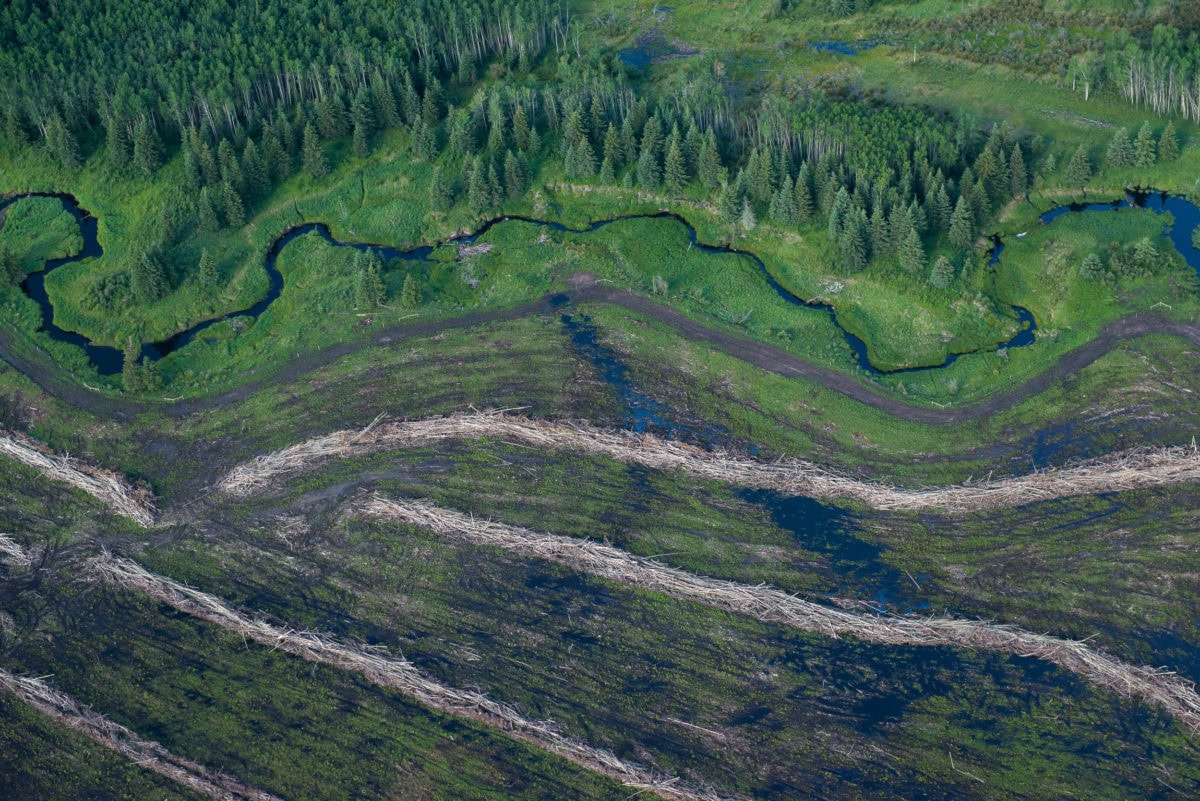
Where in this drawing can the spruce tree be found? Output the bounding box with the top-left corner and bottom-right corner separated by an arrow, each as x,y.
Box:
739,197 -> 757,232
429,166 -> 451,211
698,131 -> 721,190
828,186 -> 852,241
351,87 -> 374,158
504,150 -> 525,198
355,252 -> 385,307
949,196 -> 975,252
486,163 -> 502,208
602,123 -> 622,172
132,251 -> 166,304
794,165 -> 814,223
140,357 -> 161,391
401,272 -> 421,307
222,180 -> 245,228
468,156 -> 491,214
663,136 -> 687,192
132,119 -> 162,175
198,248 -> 219,286
1105,128 -> 1134,168
636,146 -> 661,189
411,118 -> 438,161
717,182 -> 739,224
1134,121 -> 1156,168
122,340 -> 142,393
768,176 -> 797,226
317,93 -> 349,139
1080,252 -> 1103,281
599,156 -> 615,184
44,112 -> 80,169
302,123 -> 327,178
217,138 -> 243,189
1010,143 -> 1027,198
899,226 -> 925,273
1,246 -> 20,286
183,147 -> 203,189
513,104 -> 531,152
839,209 -> 868,272
1065,145 -> 1092,188
107,118 -> 131,168
1158,121 -> 1180,162
242,139 -> 267,201
620,115 -> 638,165
929,255 -> 955,289
198,187 -> 220,233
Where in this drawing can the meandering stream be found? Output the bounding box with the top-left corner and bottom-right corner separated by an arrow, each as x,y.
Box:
1,189 -> 1196,377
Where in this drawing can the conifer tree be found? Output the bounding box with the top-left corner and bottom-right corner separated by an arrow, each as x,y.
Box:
602,122 -> 622,173
839,208 -> 868,272
401,272 -> 421,307
1080,252 -> 1103,281
717,182 -> 739,224
504,150 -> 525,198
513,104 -> 531,153
44,111 -> 80,169
929,255 -> 955,288
1105,128 -> 1134,168
222,180 -> 245,227
355,251 -> 385,307
302,123 -> 327,178
107,118 -> 131,167
1,246 -> 20,286
468,156 -> 491,214
1010,144 -> 1027,198
663,135 -> 687,192
620,115 -> 638,165
1065,144 -> 1092,188
599,156 -> 615,184
198,248 -> 219,287
949,196 -> 975,251
1158,121 -> 1179,162
183,147 -> 202,189
636,146 -> 661,189
132,250 -> 167,303
122,340 -> 142,393
242,139 -> 267,201
739,197 -> 757,232
768,176 -> 797,226
429,165 -> 451,211
198,187 -> 220,233
899,226 -> 925,273
1134,121 -> 1157,168
132,118 -> 162,175
698,131 -> 721,190
411,118 -> 438,161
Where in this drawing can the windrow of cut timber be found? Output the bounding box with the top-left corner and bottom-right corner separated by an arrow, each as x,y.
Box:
0,427 -> 155,525
0,669 -> 283,801
362,495 -> 1200,735
89,553 -> 744,801
218,410 -> 1200,513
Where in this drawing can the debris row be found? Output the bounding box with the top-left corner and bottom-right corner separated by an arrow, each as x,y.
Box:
365,495 -> 1200,735
219,410 -> 1200,513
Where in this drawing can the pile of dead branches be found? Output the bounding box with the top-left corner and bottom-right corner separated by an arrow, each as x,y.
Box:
0,669 -> 282,801
364,495 -> 1200,735
0,533 -> 31,567
218,411 -> 1200,513
0,428 -> 156,526
90,553 -> 741,801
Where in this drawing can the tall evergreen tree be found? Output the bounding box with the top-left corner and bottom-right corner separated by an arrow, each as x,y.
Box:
106,118 -> 131,167
698,131 -> 721,190
1010,144 -> 1027,198
242,139 -> 267,201
198,248 -> 219,286
929,255 -> 955,288
513,104 -> 531,153
411,118 -> 438,161
739,197 -> 757,232
602,123 -> 622,172
949,196 -> 975,251
663,134 -> 687,192
222,180 -> 245,227
132,250 -> 167,303
1,246 -> 20,286
839,208 -> 868,272
504,150 -> 525,198
1105,128 -> 1135,168
355,251 -> 385,307
768,175 -> 797,226
899,226 -> 925,273
132,119 -> 162,175
1065,144 -> 1092,188
44,111 -> 80,169
122,340 -> 142,393
302,123 -> 327,178
717,182 -> 739,224
198,187 -> 220,233
1158,121 -> 1180,162
1134,121 -> 1157,168
467,156 -> 491,214
401,272 -> 421,307
429,165 -> 451,211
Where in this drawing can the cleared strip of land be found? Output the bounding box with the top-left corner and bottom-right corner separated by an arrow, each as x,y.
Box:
0,428 -> 155,525
90,553 -> 741,801
0,669 -> 283,801
218,411 -> 1200,513
364,495 -> 1200,735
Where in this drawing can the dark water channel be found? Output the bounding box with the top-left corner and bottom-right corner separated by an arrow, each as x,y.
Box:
0,194 -> 1060,378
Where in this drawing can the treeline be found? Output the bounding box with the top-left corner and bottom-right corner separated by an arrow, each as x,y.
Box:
0,0 -> 565,150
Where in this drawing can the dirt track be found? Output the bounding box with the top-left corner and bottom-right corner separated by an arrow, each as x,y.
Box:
1,275 -> 1197,424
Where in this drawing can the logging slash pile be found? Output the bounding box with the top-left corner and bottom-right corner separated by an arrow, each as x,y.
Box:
217,411 -> 1200,513
0,669 -> 282,801
0,428 -> 156,525
90,553 -> 743,801
364,495 -> 1200,735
